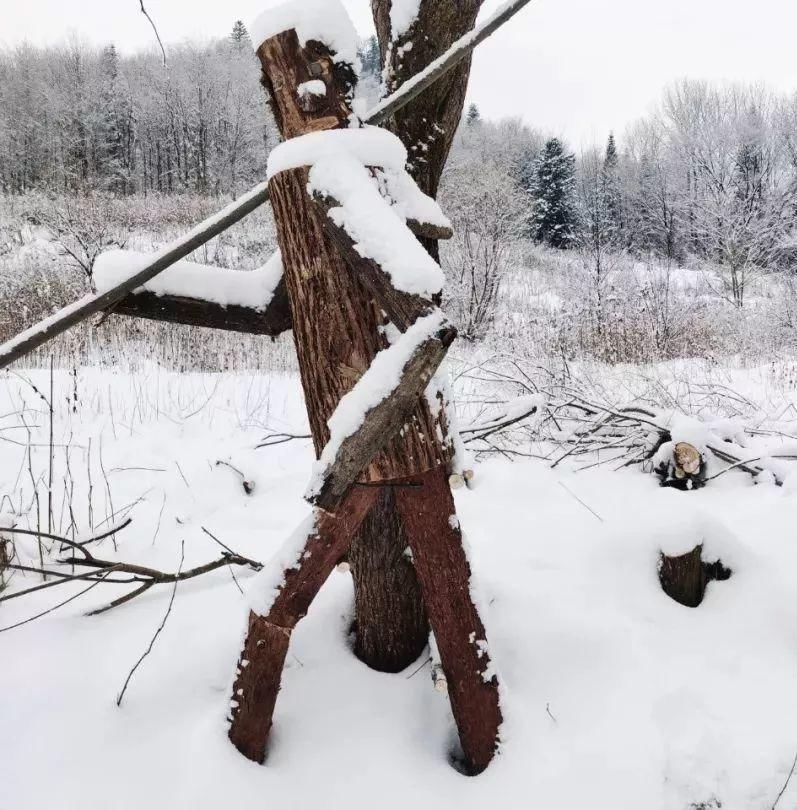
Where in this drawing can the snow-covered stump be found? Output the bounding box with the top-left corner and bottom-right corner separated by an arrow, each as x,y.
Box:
395,467 -> 502,775
658,545 -> 732,608
228,486 -> 378,762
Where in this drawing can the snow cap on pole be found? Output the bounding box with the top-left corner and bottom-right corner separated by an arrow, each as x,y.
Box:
250,0 -> 359,65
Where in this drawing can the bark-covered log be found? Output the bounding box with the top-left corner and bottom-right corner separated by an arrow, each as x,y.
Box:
658,545 -> 732,608
313,192 -> 438,330
228,486 -> 378,763
308,319 -> 457,511
228,27 -> 453,764
110,278 -> 292,337
394,466 -> 502,775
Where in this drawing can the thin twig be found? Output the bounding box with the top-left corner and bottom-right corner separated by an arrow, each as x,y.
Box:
138,0 -> 167,65
116,541 -> 184,707
772,750 -> 797,809
0,568 -> 120,633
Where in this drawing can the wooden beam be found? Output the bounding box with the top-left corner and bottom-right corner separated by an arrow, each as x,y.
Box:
394,466 -> 503,775
110,278 -> 292,337
228,485 -> 378,763
363,0 -> 536,126
0,183 -> 270,369
309,318 -> 457,512
313,192 -> 437,329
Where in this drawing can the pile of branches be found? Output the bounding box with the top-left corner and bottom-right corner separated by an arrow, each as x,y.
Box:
456,358 -> 797,487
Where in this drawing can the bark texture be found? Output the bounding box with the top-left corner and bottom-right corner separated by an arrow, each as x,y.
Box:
658,545 -> 732,608
394,466 -> 502,775
111,278 -> 292,337
228,486 -> 377,763
349,0 -> 485,673
229,28 -> 451,763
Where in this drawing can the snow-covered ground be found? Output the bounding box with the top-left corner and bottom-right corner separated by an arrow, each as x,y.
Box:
2,363 -> 797,809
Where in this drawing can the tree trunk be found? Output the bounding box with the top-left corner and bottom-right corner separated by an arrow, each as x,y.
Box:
350,487 -> 428,672
348,0 -> 485,673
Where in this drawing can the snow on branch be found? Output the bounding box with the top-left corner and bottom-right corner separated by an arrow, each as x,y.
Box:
0,182 -> 270,370
95,250 -> 284,312
306,311 -> 456,510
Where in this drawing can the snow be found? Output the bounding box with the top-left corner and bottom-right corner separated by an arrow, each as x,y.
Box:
266,127 -> 408,179
306,310 -> 446,500
297,79 -> 326,99
309,152 -> 445,298
94,250 -> 284,312
249,0 -> 359,65
248,512 -> 318,616
377,166 -> 451,231
389,0 -> 422,38
3,364 -> 797,808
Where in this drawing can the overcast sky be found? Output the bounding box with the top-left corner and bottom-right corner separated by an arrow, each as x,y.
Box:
4,0 -> 797,146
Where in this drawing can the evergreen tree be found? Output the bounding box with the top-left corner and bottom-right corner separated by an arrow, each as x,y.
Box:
357,36 -> 381,82
602,132 -> 623,244
230,20 -> 251,49
97,44 -> 128,193
466,103 -> 481,126
529,137 -> 577,248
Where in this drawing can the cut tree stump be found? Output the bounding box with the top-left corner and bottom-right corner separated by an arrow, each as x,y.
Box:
658,545 -> 732,608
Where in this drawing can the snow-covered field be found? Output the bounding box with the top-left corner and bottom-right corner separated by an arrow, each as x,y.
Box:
2,362 -> 797,809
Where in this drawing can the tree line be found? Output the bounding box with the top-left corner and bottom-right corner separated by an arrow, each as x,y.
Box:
2,27 -> 796,307
0,23 -> 277,196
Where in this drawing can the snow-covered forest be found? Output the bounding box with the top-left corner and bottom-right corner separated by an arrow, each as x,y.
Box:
4,2 -> 797,809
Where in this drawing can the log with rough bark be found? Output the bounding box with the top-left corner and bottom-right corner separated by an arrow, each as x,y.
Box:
228,27 -> 449,761
394,466 -> 502,775
308,317 -> 457,511
228,486 -> 378,763
110,278 -> 292,336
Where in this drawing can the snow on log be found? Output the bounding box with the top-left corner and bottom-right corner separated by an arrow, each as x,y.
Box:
97,250 -> 292,335
306,311 -> 457,511
309,152 -> 445,298
267,127 -> 452,241
228,485 -> 378,763
389,0 -> 422,39
0,182 -> 270,369
95,249 -> 284,311
250,0 -> 359,65
267,127 -> 407,177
